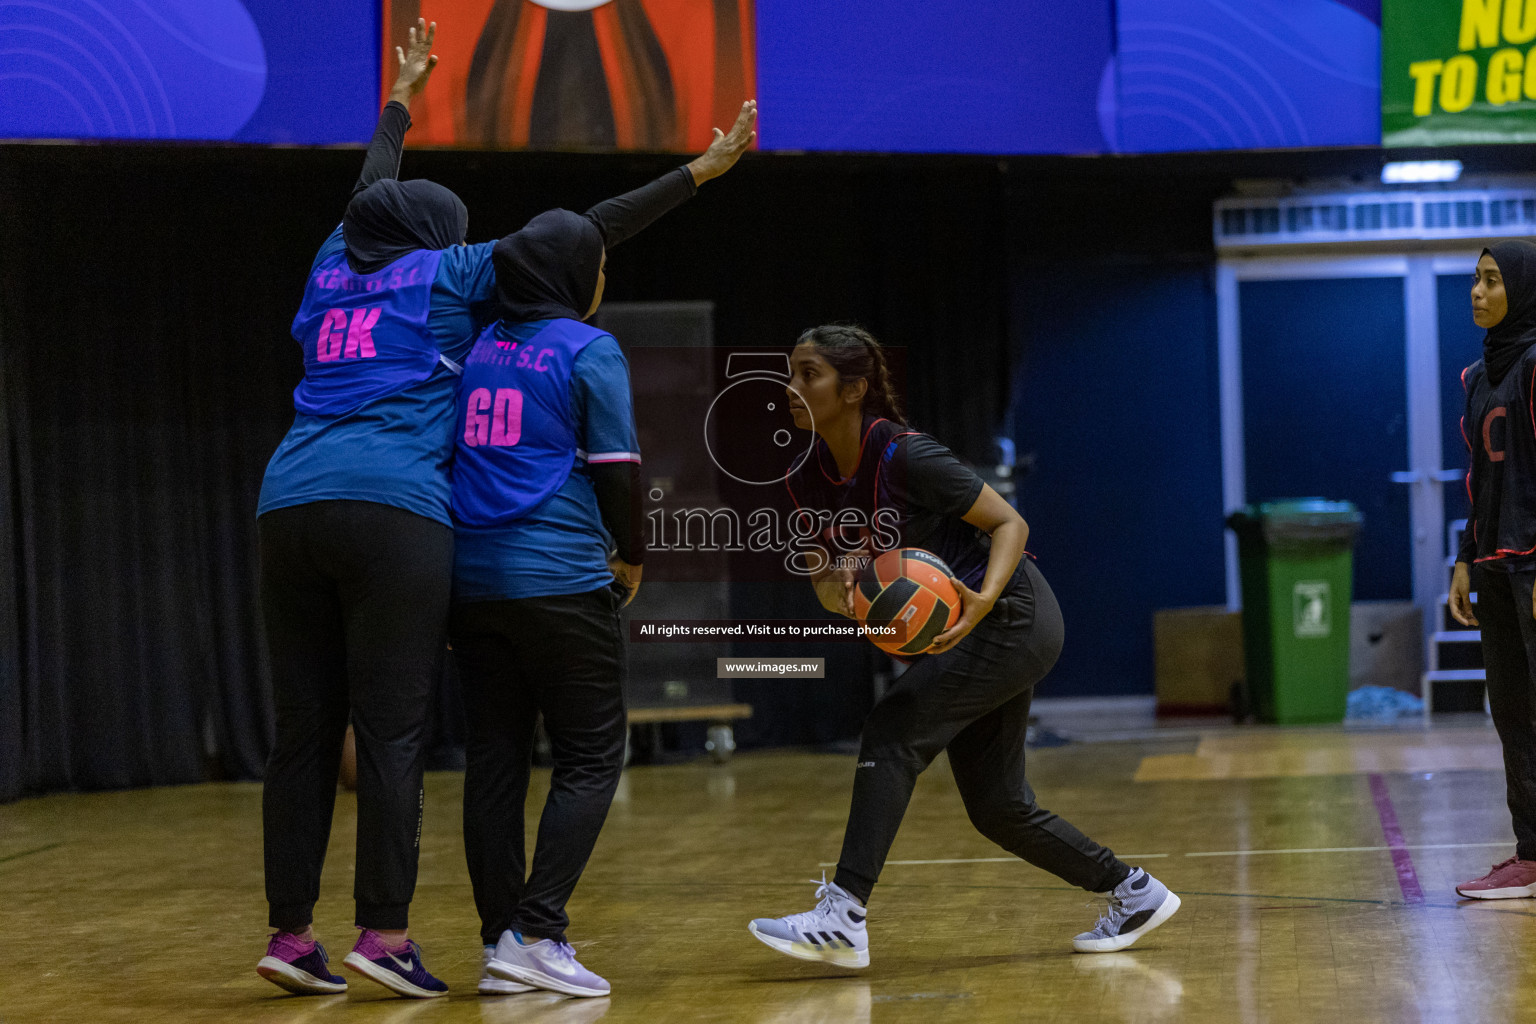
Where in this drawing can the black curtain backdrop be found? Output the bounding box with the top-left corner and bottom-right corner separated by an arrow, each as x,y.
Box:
0,147 -> 324,799
0,143 -> 1013,801
0,132 -> 1462,800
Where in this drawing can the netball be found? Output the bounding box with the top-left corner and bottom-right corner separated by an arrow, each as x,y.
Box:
854,548 -> 961,656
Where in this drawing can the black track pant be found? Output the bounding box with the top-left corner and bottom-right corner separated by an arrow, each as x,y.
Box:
1473,566 -> 1536,861
259,500 -> 453,931
833,559 -> 1130,904
451,587 -> 626,945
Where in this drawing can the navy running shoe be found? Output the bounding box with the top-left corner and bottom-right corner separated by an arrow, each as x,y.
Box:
256,931 -> 347,995
342,930 -> 448,998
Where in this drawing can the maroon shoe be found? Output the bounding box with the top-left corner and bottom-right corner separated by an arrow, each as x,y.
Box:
1456,856 -> 1536,899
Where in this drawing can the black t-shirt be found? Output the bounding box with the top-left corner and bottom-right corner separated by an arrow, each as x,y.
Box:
784,417 -> 997,589
1461,351 -> 1536,572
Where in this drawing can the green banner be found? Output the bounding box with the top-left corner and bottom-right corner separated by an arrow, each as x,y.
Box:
1384,0 -> 1536,145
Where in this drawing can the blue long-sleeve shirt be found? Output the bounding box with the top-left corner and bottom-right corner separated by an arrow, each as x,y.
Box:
258,229 -> 499,525
258,100 -> 696,525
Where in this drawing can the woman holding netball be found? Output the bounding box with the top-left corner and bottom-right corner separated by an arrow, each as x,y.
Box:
1451,240 -> 1536,900
747,325 -> 1179,966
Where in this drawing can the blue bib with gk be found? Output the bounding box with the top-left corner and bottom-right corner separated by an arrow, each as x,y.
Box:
290,248 -> 447,417
451,318 -> 609,527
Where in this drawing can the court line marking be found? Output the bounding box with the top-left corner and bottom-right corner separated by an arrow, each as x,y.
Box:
882,882 -> 1536,912
1169,888 -> 1454,909
819,855 -> 1169,867
1370,772 -> 1425,903
874,881 -> 1453,908
1183,842 -> 1509,858
823,842 -> 1510,867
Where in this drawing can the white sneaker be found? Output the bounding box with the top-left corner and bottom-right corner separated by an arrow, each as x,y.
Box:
1072,867 -> 1182,953
479,944 -> 535,995
748,874 -> 869,968
487,931 -> 610,998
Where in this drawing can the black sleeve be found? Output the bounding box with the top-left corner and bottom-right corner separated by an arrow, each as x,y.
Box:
1459,377 -> 1478,565
583,166 -> 697,249
353,101 -> 412,196
591,462 -> 645,565
900,434 -> 985,519
1458,520 -> 1477,565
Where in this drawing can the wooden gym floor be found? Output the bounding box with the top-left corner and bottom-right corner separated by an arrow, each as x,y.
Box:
2,716 -> 1530,1024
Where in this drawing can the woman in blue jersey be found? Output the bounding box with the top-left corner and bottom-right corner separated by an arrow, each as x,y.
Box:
445,102 -> 747,991
746,325 -> 1180,968
255,21 -> 757,998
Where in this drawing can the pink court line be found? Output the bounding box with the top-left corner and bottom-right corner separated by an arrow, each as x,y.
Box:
1369,772 -> 1426,904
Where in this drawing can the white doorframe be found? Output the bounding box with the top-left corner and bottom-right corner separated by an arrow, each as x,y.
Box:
1216,255 -> 1449,641
1216,263 -> 1243,610
1403,256 -> 1446,644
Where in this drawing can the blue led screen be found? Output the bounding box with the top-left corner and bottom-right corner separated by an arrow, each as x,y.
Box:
0,0 -> 1383,152
1105,0 -> 1380,152
0,0 -> 377,145
754,0 -> 1114,154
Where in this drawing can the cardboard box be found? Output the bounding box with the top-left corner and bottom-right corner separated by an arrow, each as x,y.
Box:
1153,606 -> 1244,715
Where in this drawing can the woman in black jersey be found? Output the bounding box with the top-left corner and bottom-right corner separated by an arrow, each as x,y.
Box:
1452,240 -> 1536,899
747,325 -> 1180,966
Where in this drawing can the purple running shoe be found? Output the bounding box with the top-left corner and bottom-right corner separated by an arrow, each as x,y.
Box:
256,931 -> 347,995
342,929 -> 448,999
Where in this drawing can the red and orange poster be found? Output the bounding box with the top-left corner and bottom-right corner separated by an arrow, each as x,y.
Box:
383,0 -> 756,151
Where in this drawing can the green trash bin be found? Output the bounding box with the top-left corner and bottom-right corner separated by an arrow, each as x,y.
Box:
1226,499 -> 1362,724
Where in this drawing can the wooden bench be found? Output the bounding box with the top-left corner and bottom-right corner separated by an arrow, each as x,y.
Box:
627,703 -> 753,763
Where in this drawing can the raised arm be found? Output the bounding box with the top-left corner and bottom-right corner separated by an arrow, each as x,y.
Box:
353,19 -> 440,196
583,100 -> 758,249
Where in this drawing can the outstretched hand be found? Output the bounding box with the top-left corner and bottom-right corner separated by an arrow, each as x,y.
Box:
687,100 -> 758,185
390,18 -> 438,106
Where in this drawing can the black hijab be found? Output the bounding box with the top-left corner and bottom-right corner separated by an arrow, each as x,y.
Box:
342,179 -> 468,274
492,209 -> 604,323
1483,239 -> 1536,385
